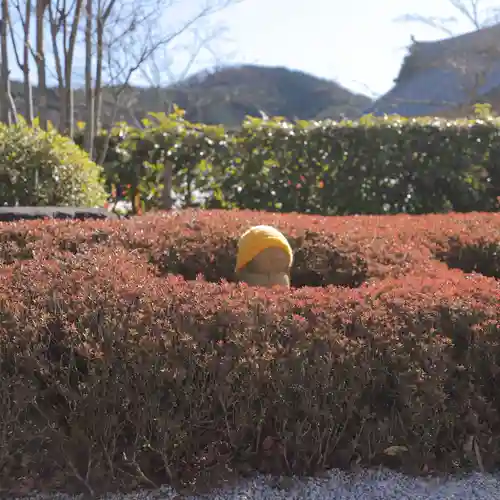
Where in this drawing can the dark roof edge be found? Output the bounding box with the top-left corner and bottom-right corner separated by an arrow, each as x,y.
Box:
394,23 -> 500,84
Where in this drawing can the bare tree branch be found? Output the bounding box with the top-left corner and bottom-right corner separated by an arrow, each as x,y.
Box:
395,0 -> 498,35
395,13 -> 457,36
6,0 -> 243,153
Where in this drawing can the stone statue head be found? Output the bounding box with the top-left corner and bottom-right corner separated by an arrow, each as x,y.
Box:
235,225 -> 293,288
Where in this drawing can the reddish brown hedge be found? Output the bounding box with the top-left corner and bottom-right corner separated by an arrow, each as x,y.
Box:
1,210 -> 499,286
0,240 -> 499,493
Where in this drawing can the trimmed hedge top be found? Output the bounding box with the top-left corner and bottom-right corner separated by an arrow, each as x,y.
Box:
93,109 -> 500,214
0,211 -> 499,493
1,209 -> 499,284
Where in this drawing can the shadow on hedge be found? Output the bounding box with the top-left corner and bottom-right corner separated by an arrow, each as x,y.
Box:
435,238 -> 500,279
154,233 -> 369,288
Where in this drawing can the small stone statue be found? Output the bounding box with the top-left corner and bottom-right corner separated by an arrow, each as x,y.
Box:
235,225 -> 293,288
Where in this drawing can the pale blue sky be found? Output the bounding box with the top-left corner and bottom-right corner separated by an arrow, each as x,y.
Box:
199,0 -> 500,97
8,0 -> 500,98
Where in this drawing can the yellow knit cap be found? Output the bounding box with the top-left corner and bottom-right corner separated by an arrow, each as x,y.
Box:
235,225 -> 293,273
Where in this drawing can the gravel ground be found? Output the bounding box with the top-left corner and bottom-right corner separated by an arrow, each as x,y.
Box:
12,468 -> 500,500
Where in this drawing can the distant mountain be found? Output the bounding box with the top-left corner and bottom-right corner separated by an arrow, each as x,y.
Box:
9,64 -> 373,129
141,65 -> 374,126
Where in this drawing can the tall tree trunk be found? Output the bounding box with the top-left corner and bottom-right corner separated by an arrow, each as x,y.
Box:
23,0 -> 33,124
48,0 -> 82,137
84,0 -> 94,156
94,13 -> 104,138
64,0 -> 83,138
48,1 -> 66,132
93,0 -> 115,161
0,0 -> 17,124
162,158 -> 173,210
35,0 -> 48,129
0,6 -> 7,123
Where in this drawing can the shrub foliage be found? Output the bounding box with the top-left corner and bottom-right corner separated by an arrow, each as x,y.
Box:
0,119 -> 107,207
0,210 -> 499,494
97,111 -> 500,215
1,209 -> 499,282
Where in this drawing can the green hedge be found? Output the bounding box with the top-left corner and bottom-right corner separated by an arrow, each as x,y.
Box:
0,119 -> 107,207
96,110 -> 500,214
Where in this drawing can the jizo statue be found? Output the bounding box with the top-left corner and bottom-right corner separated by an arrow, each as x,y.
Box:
235,225 -> 293,288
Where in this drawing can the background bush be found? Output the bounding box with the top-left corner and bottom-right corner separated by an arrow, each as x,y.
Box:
96,112 -> 500,215
0,119 -> 107,207
4,110 -> 499,215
